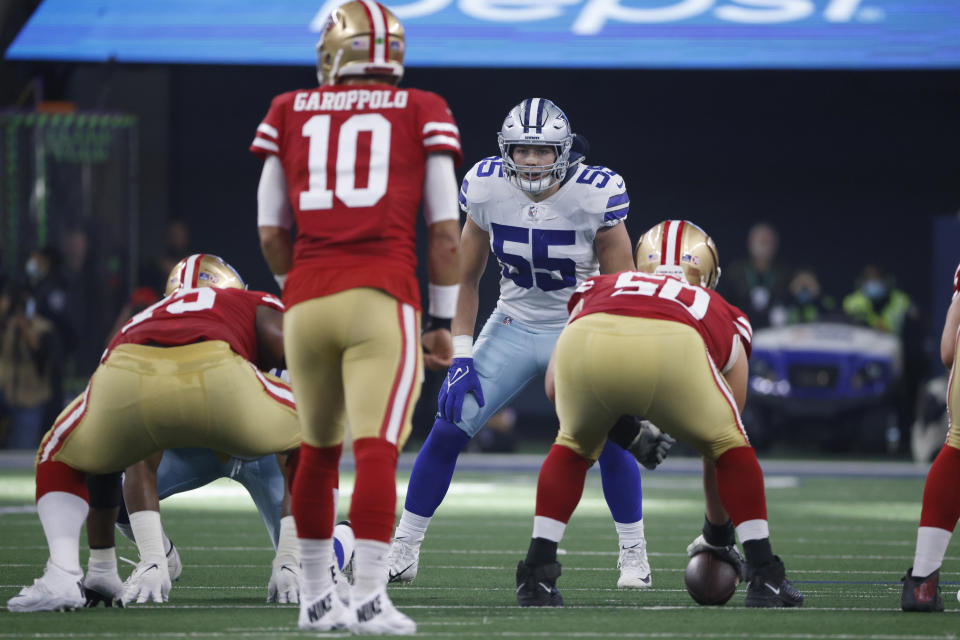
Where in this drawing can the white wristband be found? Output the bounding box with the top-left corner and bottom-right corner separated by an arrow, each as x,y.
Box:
452,334 -> 473,359
275,515 -> 300,565
428,283 -> 459,319
274,273 -> 287,290
130,510 -> 165,562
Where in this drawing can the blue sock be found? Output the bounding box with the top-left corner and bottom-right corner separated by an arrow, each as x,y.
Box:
598,439 -> 643,523
404,418 -> 471,517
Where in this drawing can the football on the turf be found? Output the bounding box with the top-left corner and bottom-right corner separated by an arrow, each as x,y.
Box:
684,551 -> 739,605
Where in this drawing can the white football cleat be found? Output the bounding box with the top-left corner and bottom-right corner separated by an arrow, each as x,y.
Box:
617,542 -> 652,589
82,565 -> 124,607
267,560 -> 301,604
298,586 -> 349,631
121,557 -> 171,605
7,561 -> 85,612
349,587 -> 416,635
386,538 -> 420,584
166,540 -> 182,583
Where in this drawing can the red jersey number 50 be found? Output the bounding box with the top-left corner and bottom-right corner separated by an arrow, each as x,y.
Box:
300,114 -> 391,211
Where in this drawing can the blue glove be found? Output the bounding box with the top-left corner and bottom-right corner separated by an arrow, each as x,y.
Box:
437,358 -> 485,424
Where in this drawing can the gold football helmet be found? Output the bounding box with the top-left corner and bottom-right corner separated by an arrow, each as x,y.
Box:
315,1 -> 405,85
165,254 -> 245,297
634,220 -> 721,289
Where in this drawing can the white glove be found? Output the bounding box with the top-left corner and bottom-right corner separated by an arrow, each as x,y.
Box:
687,533 -> 747,581
121,558 -> 171,605
267,558 -> 301,604
628,420 -> 676,470
83,566 -> 124,608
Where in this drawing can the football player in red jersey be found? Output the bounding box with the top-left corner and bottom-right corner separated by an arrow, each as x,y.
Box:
515,221 -> 804,609
252,1 -> 461,634
6,254 -> 303,613
901,262 -> 960,612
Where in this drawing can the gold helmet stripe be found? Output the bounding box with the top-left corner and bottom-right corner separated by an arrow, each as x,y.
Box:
358,0 -> 388,66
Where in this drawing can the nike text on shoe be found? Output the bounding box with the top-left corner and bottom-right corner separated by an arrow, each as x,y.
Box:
516,561 -> 563,607
7,561 -> 85,612
745,556 -> 803,608
386,538 -> 420,584
901,567 -> 944,612
349,587 -> 416,635
298,587 -> 349,631
617,543 -> 652,589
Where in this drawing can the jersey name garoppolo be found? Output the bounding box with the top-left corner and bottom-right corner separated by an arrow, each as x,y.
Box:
460,158 -> 629,329
250,83 -> 462,310
107,288 -> 284,366
568,272 -> 752,373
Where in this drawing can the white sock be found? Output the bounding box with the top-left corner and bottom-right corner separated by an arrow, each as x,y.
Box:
532,516 -> 566,543
88,547 -> 117,572
130,510 -> 165,562
394,509 -> 431,545
615,520 -> 645,548
38,492 -> 88,575
735,519 -> 769,542
300,538 -> 334,600
275,516 -> 300,565
913,526 -> 952,577
352,539 -> 390,599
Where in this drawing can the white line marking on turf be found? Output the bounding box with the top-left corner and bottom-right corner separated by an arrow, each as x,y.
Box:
0,505 -> 37,515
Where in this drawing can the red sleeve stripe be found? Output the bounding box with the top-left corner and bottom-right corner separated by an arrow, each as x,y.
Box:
252,137 -> 279,154
261,294 -> 285,311
423,122 -> 459,136
257,123 -> 279,139
380,302 -> 418,445
39,385 -> 91,464
423,134 -> 461,149
251,365 -> 297,410
358,0 -> 389,65
734,316 -> 752,341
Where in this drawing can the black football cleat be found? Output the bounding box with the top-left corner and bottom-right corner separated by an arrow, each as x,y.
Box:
745,556 -> 804,608
516,561 -> 563,607
901,567 -> 944,612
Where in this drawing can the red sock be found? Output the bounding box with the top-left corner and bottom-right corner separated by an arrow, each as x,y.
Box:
350,438 -> 398,542
714,446 -> 767,525
292,442 -> 342,539
36,460 -> 88,502
919,444 -> 960,531
534,445 -> 592,524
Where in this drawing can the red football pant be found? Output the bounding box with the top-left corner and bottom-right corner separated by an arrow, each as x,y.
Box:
714,446 -> 768,525
534,445 -> 592,524
919,444 -> 960,531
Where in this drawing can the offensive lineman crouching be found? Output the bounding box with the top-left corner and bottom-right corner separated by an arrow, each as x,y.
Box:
516,220 -> 804,608
7,254 -> 302,612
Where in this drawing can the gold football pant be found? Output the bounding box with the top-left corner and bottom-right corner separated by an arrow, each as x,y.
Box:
947,335 -> 960,450
553,313 -> 749,462
283,287 -> 423,449
38,341 -> 301,473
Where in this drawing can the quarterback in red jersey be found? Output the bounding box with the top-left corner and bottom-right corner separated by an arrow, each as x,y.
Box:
252,1 -> 462,634
7,254 -> 302,613
901,262 -> 960,612
516,221 -> 804,609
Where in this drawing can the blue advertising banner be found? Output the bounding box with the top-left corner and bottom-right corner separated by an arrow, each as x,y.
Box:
6,0 -> 960,69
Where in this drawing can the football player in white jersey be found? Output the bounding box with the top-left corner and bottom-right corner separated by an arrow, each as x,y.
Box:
388,98 -> 658,588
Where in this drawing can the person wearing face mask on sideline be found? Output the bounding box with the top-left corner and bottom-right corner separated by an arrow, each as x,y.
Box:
721,222 -> 791,330
782,269 -> 837,325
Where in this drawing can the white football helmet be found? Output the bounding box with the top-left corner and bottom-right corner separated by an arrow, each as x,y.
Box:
498,98 -> 574,194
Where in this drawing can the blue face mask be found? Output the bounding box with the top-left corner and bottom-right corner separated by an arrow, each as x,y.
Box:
794,288 -> 813,305
863,280 -> 887,301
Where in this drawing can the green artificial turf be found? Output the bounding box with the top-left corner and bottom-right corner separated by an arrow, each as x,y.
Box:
0,461 -> 957,639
